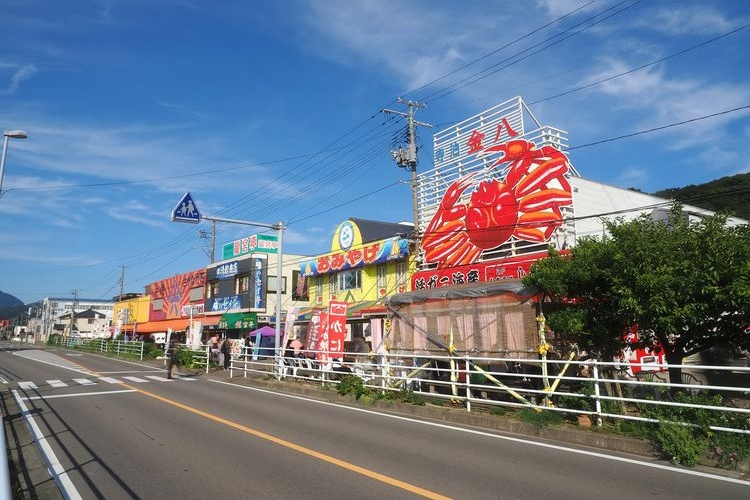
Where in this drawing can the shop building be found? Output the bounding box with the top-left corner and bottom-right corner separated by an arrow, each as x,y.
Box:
298,218 -> 413,349
386,96 -> 746,356
202,232 -> 309,341
40,297 -> 114,341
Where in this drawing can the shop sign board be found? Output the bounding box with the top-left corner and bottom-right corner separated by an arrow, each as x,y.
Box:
417,96 -> 574,273
223,233 -> 278,259
299,237 -> 408,277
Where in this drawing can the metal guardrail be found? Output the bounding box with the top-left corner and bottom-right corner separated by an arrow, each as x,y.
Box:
228,348 -> 750,435
1,407 -> 11,500
52,337 -> 145,360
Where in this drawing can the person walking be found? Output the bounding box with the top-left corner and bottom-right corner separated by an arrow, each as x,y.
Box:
221,338 -> 232,370
217,338 -> 225,369
166,339 -> 179,379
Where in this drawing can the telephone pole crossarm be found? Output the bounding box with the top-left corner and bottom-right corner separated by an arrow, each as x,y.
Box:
382,98 -> 432,241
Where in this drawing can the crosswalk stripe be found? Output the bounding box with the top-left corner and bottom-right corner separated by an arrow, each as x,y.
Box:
73,378 -> 96,385
17,374 -> 193,389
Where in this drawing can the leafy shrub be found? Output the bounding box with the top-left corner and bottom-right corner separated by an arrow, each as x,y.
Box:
142,341 -> 162,359
520,407 -> 564,428
337,374 -> 369,399
640,391 -> 750,468
396,389 -> 425,406
653,422 -> 706,466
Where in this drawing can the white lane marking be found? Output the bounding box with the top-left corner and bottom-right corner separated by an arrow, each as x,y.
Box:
174,375 -> 196,381
72,378 -> 96,386
47,380 -> 68,388
18,381 -> 37,389
145,375 -> 172,382
99,377 -> 122,384
0,376 -> 8,384
12,351 -> 93,375
210,379 -> 750,487
23,389 -> 137,400
122,376 -> 149,383
97,370 -> 163,375
11,389 -> 83,500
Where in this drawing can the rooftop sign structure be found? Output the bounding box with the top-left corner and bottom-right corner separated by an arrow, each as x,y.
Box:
414,96 -> 579,287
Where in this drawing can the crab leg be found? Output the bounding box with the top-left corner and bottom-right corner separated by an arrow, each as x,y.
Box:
518,188 -> 572,212
514,155 -> 568,197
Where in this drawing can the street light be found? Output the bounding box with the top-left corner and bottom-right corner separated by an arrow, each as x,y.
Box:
0,130 -> 29,198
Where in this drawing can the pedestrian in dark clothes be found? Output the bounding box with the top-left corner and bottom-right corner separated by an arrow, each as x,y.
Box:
221,338 -> 232,370
166,339 -> 179,379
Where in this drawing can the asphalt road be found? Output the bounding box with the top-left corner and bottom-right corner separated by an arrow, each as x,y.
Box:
2,342 -> 749,499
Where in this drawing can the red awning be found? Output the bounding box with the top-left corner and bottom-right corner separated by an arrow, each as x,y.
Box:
123,315 -> 221,334
196,315 -> 222,327
134,319 -> 190,333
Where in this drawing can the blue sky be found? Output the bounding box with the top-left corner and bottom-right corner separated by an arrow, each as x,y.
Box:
1,0 -> 748,305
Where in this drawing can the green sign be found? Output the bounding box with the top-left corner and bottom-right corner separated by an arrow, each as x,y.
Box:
222,234 -> 278,260
218,312 -> 258,330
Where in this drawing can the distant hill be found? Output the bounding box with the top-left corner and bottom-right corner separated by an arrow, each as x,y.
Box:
0,290 -> 23,308
652,172 -> 750,221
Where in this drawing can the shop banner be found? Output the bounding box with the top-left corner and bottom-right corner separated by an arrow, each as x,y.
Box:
314,312 -> 329,364
327,301 -> 348,360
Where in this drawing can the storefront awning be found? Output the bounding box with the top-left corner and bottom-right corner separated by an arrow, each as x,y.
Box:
127,315 -> 222,334
134,319 -> 190,334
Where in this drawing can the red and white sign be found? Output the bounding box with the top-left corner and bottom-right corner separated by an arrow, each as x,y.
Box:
615,325 -> 667,375
411,250 -> 556,289
326,301 -> 348,360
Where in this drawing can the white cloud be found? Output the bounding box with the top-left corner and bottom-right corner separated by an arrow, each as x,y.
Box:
615,166 -> 649,187
0,63 -> 37,95
638,6 -> 736,35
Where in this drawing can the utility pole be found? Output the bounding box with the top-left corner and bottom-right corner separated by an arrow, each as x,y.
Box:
69,289 -> 79,337
211,220 -> 216,263
198,220 -> 216,263
382,98 -> 432,241
118,265 -> 126,301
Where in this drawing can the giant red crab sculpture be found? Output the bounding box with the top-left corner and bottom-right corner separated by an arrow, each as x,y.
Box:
421,138 -> 573,268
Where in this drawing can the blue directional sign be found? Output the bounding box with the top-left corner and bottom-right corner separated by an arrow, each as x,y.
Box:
171,192 -> 201,224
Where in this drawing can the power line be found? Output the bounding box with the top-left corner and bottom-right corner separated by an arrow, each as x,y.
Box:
568,104 -> 750,150
419,1 -> 641,103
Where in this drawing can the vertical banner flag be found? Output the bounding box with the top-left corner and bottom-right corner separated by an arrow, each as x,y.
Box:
315,312 -> 329,364
327,301 -> 348,360
281,306 -> 298,357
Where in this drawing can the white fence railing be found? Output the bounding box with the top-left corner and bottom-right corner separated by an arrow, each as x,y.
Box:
227,347 -> 750,435
52,337 -> 145,360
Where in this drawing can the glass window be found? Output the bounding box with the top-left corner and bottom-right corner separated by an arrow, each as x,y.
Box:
377,264 -> 387,289
189,286 -> 203,301
315,276 -> 323,297
292,270 -> 309,301
267,275 -> 288,293
152,298 -> 163,311
329,274 -> 337,296
396,262 -> 407,287
206,282 -> 218,299
337,269 -> 361,291
236,275 -> 250,294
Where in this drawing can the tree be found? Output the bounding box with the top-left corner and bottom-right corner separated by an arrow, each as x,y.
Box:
524,205 -> 750,384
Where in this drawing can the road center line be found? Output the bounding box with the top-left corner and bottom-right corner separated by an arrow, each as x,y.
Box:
122,383 -> 451,500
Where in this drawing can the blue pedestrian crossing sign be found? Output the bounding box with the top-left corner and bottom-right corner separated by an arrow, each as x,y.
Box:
171,192 -> 201,224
